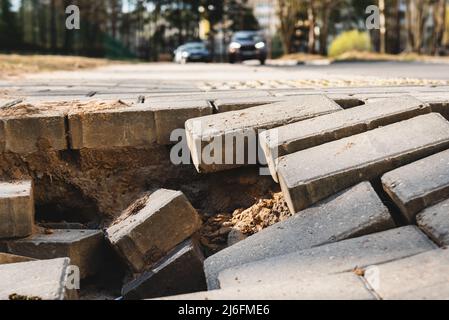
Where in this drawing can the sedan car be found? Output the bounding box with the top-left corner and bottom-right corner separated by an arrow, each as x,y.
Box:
228,31 -> 267,65
174,42 -> 212,64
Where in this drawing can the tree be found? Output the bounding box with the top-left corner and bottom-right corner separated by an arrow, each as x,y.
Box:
406,0 -> 428,53
431,0 -> 447,55
277,0 -> 302,54
0,0 -> 21,50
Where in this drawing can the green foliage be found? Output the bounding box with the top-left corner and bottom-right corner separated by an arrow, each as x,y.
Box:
328,30 -> 372,57
271,33 -> 284,58
0,0 -> 21,50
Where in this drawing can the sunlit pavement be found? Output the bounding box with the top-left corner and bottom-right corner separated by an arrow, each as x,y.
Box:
1,61 -> 449,99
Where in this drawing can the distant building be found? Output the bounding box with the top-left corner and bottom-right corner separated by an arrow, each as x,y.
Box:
248,0 -> 279,37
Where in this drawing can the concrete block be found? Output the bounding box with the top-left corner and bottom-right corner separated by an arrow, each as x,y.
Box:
106,189 -> 202,272
213,97 -> 281,113
0,258 -> 75,300
204,182 -> 394,289
3,229 -> 105,279
327,94 -> 365,109
0,253 -> 36,265
417,198 -> 449,246
261,96 -> 430,181
186,95 -> 342,173
156,273 -> 375,300
0,110 -> 67,153
68,104 -> 156,149
382,149 -> 449,223
145,100 -> 212,145
218,226 -> 436,289
364,249 -> 449,300
146,90 -> 271,103
0,180 -> 34,239
122,238 -> 206,299
278,113 -> 449,213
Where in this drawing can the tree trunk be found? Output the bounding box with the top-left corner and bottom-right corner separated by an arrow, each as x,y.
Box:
431,0 -> 447,55
307,0 -> 316,54
407,0 -> 425,54
319,7 -> 330,55
379,0 -> 386,54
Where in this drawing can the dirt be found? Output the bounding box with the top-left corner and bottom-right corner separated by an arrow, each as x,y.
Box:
353,267 -> 365,277
0,99 -> 133,118
70,100 -> 132,114
200,192 -> 291,255
231,192 -> 291,235
112,193 -> 151,226
0,103 -> 42,117
0,54 -> 113,79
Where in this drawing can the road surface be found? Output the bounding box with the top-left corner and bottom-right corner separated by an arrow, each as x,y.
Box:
1,61 -> 449,99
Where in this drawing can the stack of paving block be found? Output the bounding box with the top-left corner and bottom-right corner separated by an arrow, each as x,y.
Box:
158,94 -> 449,300
0,179 -> 105,300
105,189 -> 206,300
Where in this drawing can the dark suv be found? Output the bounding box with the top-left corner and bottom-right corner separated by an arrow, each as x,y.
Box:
228,31 -> 267,65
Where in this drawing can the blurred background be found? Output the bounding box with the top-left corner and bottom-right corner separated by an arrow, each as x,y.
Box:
0,0 -> 448,62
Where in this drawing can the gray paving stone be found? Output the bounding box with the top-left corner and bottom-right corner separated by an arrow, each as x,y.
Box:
261,96 -> 430,181
0,109 -> 67,153
364,249 -> 449,300
213,96 -> 281,113
0,258 -> 75,300
186,95 -> 342,173
3,229 -> 105,279
382,149 -> 449,223
122,238 -> 206,300
156,273 -> 375,300
417,198 -> 449,246
204,182 -> 394,289
146,90 -> 272,103
218,226 -> 436,289
106,189 -> 202,272
145,100 -> 212,145
0,180 -> 34,239
68,104 -> 156,149
278,113 -> 449,213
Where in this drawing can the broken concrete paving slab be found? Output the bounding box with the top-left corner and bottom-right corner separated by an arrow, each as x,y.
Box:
3,229 -> 105,279
144,100 -> 212,145
0,258 -> 76,300
278,113 -> 449,213
417,198 -> 449,246
218,226 -> 436,289
106,189 -> 202,273
382,149 -> 449,224
156,273 -> 375,300
0,252 -> 36,265
364,249 -> 449,300
0,109 -> 67,154
261,96 -> 430,181
122,238 -> 206,300
0,180 -> 34,239
204,182 -> 395,290
68,104 -> 156,149
186,95 -> 342,173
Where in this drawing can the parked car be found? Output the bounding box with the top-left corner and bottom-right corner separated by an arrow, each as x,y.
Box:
228,31 -> 267,65
174,42 -> 212,64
